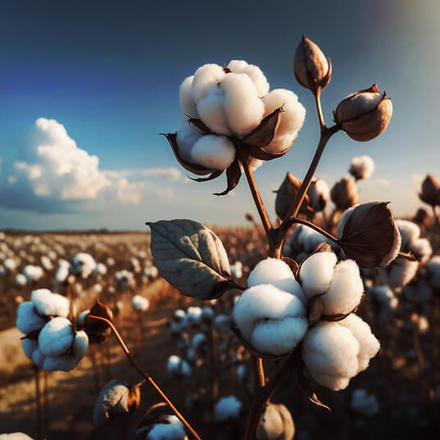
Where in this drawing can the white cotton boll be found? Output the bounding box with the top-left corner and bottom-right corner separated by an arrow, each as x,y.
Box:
196,86 -> 231,135
94,262 -> 107,276
23,265 -> 44,282
299,252 -> 338,298
299,226 -> 330,254
308,179 -> 330,212
93,379 -> 130,427
192,333 -> 206,351
38,317 -> 74,357
146,417 -> 187,440
186,306 -> 202,325
55,261 -> 70,284
132,295 -> 149,312
31,289 -> 69,318
247,258 -> 294,288
41,256 -> 53,271
227,60 -> 249,73
22,338 -> 38,359
302,321 -> 360,391
396,220 -> 420,249
262,89 -> 305,153
0,433 -> 34,439
201,306 -> 214,322
321,260 -> 363,315
32,348 -> 45,369
251,316 -> 308,355
369,285 -> 397,309
220,73 -> 265,137
243,64 -> 270,97
379,259 -> 418,288
214,314 -> 231,333
167,355 -> 191,377
233,284 -> 307,355
72,252 -> 96,278
418,316 -> 429,334
192,64 -> 226,103
338,314 -> 380,372
272,278 -> 308,306
427,255 -> 440,288
213,396 -> 242,422
349,156 -> 375,181
190,135 -> 235,170
77,309 -> 90,329
16,302 -> 46,334
43,354 -> 77,372
350,389 -> 379,416
4,258 -> 17,272
409,238 -> 432,264
179,76 -> 199,118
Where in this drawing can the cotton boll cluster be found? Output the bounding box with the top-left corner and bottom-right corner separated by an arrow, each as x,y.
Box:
71,252 -> 96,279
115,270 -> 136,288
94,262 -> 108,277
350,389 -> 379,416
136,415 -> 187,440
257,403 -> 295,440
132,295 -> 149,312
167,355 -> 191,378
17,289 -> 88,372
213,395 -> 242,422
303,314 -> 380,390
175,61 -> 305,172
233,258 -> 308,356
349,155 -> 375,181
144,265 -> 159,281
23,265 -> 44,282
283,224 -> 332,263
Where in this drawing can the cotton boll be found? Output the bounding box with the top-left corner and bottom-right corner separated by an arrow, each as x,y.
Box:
321,260 -> 363,316
186,306 -> 202,326
201,306 -> 214,323
179,76 -> 199,118
214,314 -> 231,333
350,389 -> 379,416
396,220 -> 420,249
190,135 -> 235,170
32,348 -> 45,369
272,278 -> 308,306
338,314 -> 380,372
220,73 -> 265,137
31,289 -> 69,318
38,317 -> 74,357
369,285 -> 398,309
409,238 -> 432,264
213,396 -> 242,422
15,273 -> 27,287
227,60 -> 249,73
192,64 -> 226,103
145,416 -> 187,440
299,252 -> 338,298
93,379 -> 131,427
379,259 -> 418,288
244,64 -> 270,97
302,321 -> 360,391
233,284 -> 307,355
349,156 -> 375,181
262,89 -> 306,152
196,86 -> 231,135
192,333 -> 207,351
426,255 -> 440,288
16,302 -> 46,334
257,403 -> 295,440
167,355 -> 191,377
308,179 -> 330,212
21,338 -> 38,359
132,295 -> 149,312
0,433 -> 34,439
247,258 -> 294,288
263,133 -> 298,154
418,316 -> 429,334
72,330 -> 89,360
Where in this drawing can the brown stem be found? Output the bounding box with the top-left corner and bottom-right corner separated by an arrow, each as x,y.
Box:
209,326 -> 219,406
87,315 -> 202,440
238,152 -> 274,253
43,371 -> 49,436
34,367 -> 42,440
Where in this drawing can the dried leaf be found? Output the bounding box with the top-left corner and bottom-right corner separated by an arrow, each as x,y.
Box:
243,143 -> 289,161
127,385 -> 141,413
214,159 -> 242,196
281,257 -> 299,277
189,170 -> 223,182
84,299 -> 114,344
148,219 -> 232,299
188,118 -> 212,134
242,108 -> 281,147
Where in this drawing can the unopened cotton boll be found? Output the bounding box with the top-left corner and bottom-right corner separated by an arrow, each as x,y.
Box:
299,252 -> 337,298
257,403 -> 295,440
308,179 -> 330,212
349,155 -> 375,181
213,396 -> 242,422
220,73 -> 265,137
261,89 -> 306,153
31,289 -> 70,318
132,295 -> 149,312
190,135 -> 235,170
93,379 -> 132,427
350,389 -> 379,416
38,317 -> 74,357
233,284 -> 307,355
179,76 -> 199,118
303,317 -> 379,391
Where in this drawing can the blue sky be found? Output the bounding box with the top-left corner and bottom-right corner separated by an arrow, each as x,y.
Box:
0,0 -> 439,230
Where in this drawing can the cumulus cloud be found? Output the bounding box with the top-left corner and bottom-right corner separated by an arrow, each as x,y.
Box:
0,118 -> 179,212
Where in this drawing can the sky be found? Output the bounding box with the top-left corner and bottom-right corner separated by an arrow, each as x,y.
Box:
0,0 -> 439,230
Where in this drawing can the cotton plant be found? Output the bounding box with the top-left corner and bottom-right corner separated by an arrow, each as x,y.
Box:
147,34 -> 397,438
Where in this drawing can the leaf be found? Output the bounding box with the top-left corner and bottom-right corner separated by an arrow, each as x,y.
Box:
243,143 -> 290,161
188,118 -> 212,134
298,362 -> 331,412
214,159 -> 242,196
147,219 -> 232,299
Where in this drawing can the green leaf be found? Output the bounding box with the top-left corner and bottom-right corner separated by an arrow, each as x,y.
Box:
147,219 -> 232,299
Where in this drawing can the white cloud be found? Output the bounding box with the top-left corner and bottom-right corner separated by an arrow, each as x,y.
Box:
11,118 -> 110,200
411,173 -> 424,188
103,167 -> 186,182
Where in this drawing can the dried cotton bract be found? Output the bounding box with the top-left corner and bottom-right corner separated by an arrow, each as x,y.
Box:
233,258 -> 308,356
